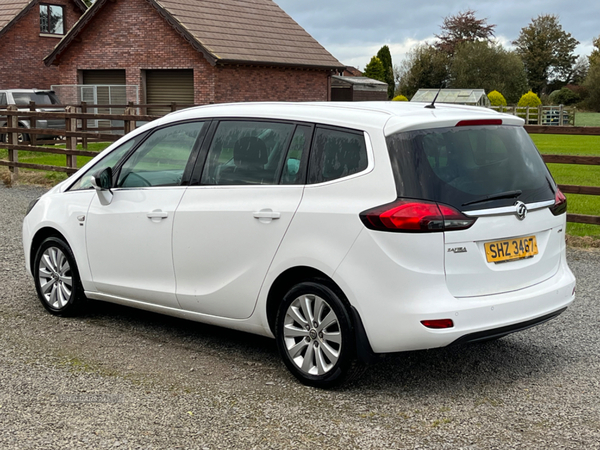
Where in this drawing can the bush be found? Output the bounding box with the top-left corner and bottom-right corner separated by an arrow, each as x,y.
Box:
549,87 -> 580,105
392,95 -> 408,101
518,91 -> 542,107
487,90 -> 507,106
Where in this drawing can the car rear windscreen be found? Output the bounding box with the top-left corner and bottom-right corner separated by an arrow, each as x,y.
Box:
386,125 -> 555,211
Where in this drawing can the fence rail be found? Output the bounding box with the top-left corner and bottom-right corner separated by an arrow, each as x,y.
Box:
1,107 -> 599,227
491,105 -> 574,126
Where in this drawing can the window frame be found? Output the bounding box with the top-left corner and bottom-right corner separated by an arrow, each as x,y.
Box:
113,120 -> 208,189
39,4 -> 65,35
189,118 -> 314,187
306,124 -> 370,185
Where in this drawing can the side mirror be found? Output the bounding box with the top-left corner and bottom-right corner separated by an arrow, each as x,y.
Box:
90,167 -> 113,191
90,167 -> 114,205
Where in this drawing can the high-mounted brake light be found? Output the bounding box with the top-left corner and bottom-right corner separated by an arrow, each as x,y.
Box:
421,319 -> 454,329
360,199 -> 476,233
550,188 -> 567,216
456,119 -> 502,127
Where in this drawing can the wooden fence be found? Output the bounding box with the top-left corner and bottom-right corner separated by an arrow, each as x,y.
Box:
0,105 -> 160,177
491,105 -> 574,126
1,107 -> 599,226
525,125 -> 600,226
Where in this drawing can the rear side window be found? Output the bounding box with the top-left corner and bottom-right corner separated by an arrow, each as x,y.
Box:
201,121 -> 294,185
386,125 -> 555,211
308,127 -> 368,184
0,93 -> 6,106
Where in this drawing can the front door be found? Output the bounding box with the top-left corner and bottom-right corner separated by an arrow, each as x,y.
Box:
85,121 -> 205,307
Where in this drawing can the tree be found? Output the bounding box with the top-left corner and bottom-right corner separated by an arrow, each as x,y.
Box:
448,41 -> 528,104
518,91 -> 542,107
395,44 -> 448,98
583,63 -> 600,111
488,90 -> 507,107
590,36 -> 600,67
363,56 -> 386,83
376,45 -> 395,99
435,9 -> 496,56
512,15 -> 579,95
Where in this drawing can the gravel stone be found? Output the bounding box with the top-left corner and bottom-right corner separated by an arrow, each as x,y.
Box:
1,183 -> 599,449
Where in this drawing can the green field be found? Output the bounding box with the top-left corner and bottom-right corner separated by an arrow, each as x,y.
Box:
0,142 -> 109,184
574,112 -> 600,127
530,134 -> 600,238
1,134 -> 600,238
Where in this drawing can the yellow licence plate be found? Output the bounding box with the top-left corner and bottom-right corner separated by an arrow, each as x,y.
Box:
484,236 -> 538,263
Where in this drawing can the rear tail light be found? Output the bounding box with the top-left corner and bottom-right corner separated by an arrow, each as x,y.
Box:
421,319 -> 454,329
550,188 -> 567,216
360,199 -> 476,233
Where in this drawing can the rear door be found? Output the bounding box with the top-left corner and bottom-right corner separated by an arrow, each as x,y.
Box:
386,123 -> 564,298
172,120 -> 311,319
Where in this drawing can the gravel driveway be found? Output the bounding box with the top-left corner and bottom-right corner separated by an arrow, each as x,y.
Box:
1,184 -> 599,449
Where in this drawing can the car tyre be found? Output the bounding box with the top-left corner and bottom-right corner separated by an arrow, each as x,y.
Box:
33,237 -> 86,316
275,281 -> 360,388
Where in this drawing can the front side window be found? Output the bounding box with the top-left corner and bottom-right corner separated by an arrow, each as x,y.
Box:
68,136 -> 143,191
40,4 -> 64,35
308,127 -> 368,184
117,122 -> 203,188
201,121 -> 294,185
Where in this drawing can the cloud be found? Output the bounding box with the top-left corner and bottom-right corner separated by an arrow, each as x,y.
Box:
274,0 -> 600,68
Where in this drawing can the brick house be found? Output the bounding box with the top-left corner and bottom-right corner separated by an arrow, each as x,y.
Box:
0,0 -> 86,89
43,0 -> 345,106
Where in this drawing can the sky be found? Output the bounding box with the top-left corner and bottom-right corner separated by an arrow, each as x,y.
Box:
273,0 -> 600,71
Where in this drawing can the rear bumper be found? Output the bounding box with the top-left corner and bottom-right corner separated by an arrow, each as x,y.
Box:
334,230 -> 576,354
449,307 -> 567,345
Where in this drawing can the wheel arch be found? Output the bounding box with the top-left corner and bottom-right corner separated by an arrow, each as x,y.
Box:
265,265 -> 375,363
29,227 -> 69,274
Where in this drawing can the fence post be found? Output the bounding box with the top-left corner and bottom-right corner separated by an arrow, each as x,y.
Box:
171,102 -> 177,112
526,106 -> 530,124
537,105 -> 542,125
81,101 -> 88,149
7,105 -> 19,180
124,106 -> 137,134
29,101 -> 37,146
65,106 -> 77,171
559,104 -> 564,126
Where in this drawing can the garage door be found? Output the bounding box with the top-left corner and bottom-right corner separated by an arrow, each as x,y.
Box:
146,69 -> 194,115
81,70 -> 127,126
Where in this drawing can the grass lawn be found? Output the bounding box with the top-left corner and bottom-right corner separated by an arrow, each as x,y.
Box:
531,133 -> 600,238
574,112 -> 600,127
0,142 -> 110,184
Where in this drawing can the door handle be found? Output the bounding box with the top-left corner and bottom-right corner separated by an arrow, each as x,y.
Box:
253,210 -> 281,221
147,210 -> 168,221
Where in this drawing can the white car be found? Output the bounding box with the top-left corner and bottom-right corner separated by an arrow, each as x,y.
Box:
22,102 -> 576,387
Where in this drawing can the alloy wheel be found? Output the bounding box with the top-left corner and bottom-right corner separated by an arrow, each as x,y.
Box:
37,246 -> 73,309
282,294 -> 342,376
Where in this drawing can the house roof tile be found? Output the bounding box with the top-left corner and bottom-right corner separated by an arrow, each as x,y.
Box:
44,0 -> 344,70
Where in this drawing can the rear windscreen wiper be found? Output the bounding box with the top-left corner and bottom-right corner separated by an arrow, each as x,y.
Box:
462,190 -> 522,207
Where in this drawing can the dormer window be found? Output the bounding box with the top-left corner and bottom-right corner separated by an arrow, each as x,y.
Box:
40,4 -> 64,35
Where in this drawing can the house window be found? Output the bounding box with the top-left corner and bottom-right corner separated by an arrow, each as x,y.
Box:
40,4 -> 64,35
